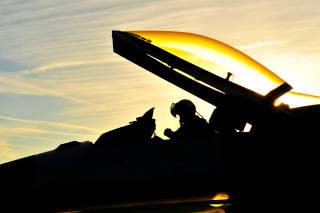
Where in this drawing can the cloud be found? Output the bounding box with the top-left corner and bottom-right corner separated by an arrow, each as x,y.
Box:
0,114 -> 103,161
0,115 -> 100,161
30,60 -> 106,74
237,41 -> 285,50
0,115 -> 99,133
0,114 -> 99,149
0,126 -> 95,137
0,124 -> 97,163
0,140 -> 17,161
2,133 -> 62,143
0,73 -> 102,107
25,58 -> 123,74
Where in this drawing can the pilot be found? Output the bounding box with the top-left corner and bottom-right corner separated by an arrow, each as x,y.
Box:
164,99 -> 210,143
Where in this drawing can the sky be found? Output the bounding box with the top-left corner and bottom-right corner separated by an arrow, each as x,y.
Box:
1,0 -> 320,163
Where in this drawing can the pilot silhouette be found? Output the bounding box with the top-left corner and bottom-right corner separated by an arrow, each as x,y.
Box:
164,99 -> 210,143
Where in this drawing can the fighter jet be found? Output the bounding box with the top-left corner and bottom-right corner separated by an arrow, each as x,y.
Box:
112,31 -> 320,212
0,30 -> 319,212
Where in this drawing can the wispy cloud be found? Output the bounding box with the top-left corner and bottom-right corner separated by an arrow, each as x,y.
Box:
26,58 -> 120,74
0,115 -> 99,133
3,133 -> 63,143
237,41 -> 285,50
0,126 -> 95,137
0,74 -> 102,107
0,140 -> 17,161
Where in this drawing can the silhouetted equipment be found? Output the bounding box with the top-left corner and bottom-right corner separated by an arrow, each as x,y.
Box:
95,107 -> 156,146
226,72 -> 233,81
0,30 -> 319,212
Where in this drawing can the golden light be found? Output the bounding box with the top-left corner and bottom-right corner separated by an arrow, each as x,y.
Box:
210,192 -> 230,208
128,31 -> 320,107
128,31 -> 284,94
276,92 -> 320,108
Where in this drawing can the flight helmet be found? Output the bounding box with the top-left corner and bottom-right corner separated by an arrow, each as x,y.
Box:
170,99 -> 196,118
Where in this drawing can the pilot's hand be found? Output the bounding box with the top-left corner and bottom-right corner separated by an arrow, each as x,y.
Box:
164,128 -> 174,138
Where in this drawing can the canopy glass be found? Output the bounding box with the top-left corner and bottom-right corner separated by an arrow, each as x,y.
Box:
128,31 -> 319,107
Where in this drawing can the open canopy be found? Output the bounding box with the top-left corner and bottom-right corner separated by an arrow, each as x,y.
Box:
114,30 -> 319,107
128,31 -> 284,96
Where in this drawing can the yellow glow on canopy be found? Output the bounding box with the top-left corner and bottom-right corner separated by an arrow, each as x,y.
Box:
128,31 -> 320,107
129,31 -> 284,95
